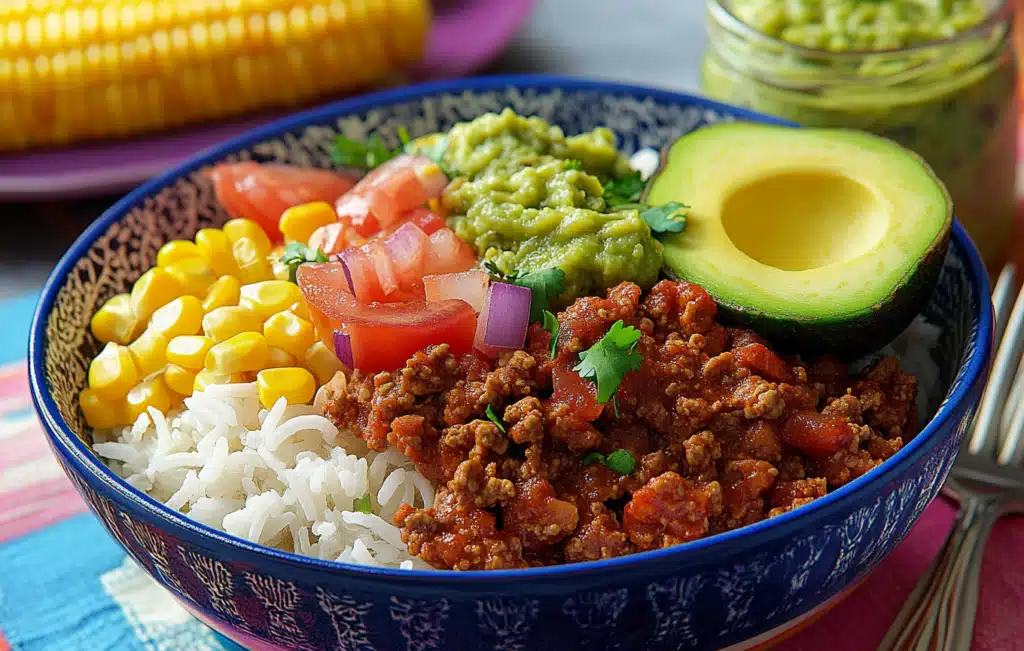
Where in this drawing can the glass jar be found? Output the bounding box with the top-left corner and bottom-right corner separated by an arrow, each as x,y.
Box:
701,0 -> 1018,272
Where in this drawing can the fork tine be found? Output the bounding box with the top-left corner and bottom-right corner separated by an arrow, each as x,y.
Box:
1000,354 -> 1024,433
991,265 -> 1016,345
967,271 -> 1024,457
997,395 -> 1024,465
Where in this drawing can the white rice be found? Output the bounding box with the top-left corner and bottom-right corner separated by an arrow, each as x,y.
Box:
93,382 -> 431,570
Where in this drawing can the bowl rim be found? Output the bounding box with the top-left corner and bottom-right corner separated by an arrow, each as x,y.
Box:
29,73 -> 993,584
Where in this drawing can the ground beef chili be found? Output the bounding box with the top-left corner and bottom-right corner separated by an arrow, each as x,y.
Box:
322,280 -> 918,570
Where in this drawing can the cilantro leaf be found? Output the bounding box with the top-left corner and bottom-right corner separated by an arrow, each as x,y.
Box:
279,242 -> 328,283
604,449 -> 635,474
353,494 -> 372,514
603,171 -> 645,208
506,267 -> 566,324
582,452 -> 606,466
580,449 -> 635,475
639,202 -> 687,234
542,309 -> 560,359
397,126 -> 412,148
485,404 -> 506,433
573,320 -> 643,404
331,132 -> 399,169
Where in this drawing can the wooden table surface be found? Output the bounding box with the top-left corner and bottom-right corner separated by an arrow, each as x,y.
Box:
0,0 -> 706,300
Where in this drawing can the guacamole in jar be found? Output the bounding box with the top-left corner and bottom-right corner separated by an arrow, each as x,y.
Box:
439,109 -> 663,300
702,0 -> 1018,270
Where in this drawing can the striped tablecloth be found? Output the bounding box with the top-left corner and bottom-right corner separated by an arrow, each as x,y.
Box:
2,300 -> 1022,650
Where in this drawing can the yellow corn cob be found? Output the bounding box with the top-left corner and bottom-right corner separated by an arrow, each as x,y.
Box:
0,0 -> 432,151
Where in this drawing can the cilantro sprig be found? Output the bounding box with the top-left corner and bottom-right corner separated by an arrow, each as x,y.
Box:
602,171 -> 688,235
279,242 -> 328,283
485,263 -> 566,324
582,449 -> 636,475
542,309 -> 559,358
602,171 -> 645,208
639,202 -> 688,234
573,320 -> 643,416
485,404 -> 506,433
331,129 -> 454,176
353,494 -> 372,514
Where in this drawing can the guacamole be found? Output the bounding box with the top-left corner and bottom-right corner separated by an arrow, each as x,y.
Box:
440,109 -> 663,300
702,0 -> 1017,269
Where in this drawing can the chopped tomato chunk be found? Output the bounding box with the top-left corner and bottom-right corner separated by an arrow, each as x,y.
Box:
210,163 -> 355,240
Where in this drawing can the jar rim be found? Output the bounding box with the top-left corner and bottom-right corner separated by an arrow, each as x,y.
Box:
705,0 -> 1014,59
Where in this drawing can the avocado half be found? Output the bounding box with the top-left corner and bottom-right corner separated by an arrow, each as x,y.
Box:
648,122 -> 952,359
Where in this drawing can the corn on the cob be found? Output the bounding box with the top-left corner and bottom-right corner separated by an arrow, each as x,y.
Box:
0,0 -> 432,151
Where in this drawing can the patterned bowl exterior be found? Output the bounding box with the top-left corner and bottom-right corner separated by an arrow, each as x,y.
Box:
29,75 -> 992,651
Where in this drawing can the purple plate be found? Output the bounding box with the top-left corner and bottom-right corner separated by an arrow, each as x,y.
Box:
0,0 -> 532,201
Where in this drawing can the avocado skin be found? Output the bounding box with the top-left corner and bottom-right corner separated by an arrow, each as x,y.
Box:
697,229 -> 949,361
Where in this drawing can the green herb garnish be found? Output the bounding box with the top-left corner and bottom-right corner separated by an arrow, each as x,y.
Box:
573,320 -> 643,410
564,159 -> 583,171
485,404 -> 506,433
542,309 -> 560,358
581,449 -> 636,475
353,494 -> 372,514
508,267 -> 566,324
603,171 -> 645,208
331,133 -> 399,169
279,242 -> 328,283
639,202 -> 688,234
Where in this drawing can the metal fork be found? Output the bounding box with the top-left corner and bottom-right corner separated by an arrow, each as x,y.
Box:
879,264 -> 1024,651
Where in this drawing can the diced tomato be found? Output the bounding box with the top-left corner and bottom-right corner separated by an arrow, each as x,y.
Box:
296,262 -> 476,372
423,271 -> 490,312
347,301 -> 477,372
551,363 -> 604,422
405,207 -> 446,235
309,221 -> 356,256
383,222 -> 429,285
334,154 -> 449,238
423,228 -> 477,275
337,247 -> 387,303
210,163 -> 356,240
363,240 -> 399,296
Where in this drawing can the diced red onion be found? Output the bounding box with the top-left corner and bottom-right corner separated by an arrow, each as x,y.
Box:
474,282 -> 531,356
334,253 -> 355,295
333,330 -> 354,368
384,222 -> 429,283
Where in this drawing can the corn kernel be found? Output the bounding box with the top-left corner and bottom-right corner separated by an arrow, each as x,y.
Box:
279,201 -> 337,243
263,311 -> 315,359
88,342 -> 140,400
257,367 -> 316,408
202,305 -> 263,342
164,364 -> 197,396
80,387 -> 124,429
91,293 -> 143,345
130,267 -> 183,323
205,331 -> 269,374
264,346 -> 298,369
193,369 -> 248,393
128,328 -> 170,377
233,237 -> 274,284
164,257 -> 217,297
239,280 -> 302,320
156,240 -> 202,268
304,341 -> 345,385
289,300 -> 309,320
124,373 -> 176,424
166,335 -> 215,370
149,295 -> 204,338
195,228 -> 240,277
223,218 -> 271,252
202,275 -> 242,312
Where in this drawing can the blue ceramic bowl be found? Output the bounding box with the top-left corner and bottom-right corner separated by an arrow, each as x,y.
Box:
29,75 -> 991,651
